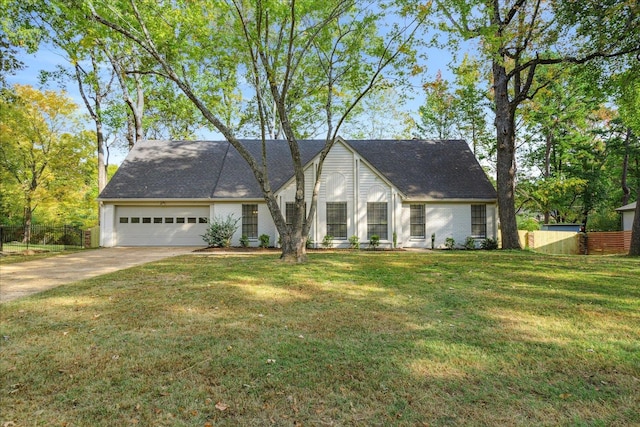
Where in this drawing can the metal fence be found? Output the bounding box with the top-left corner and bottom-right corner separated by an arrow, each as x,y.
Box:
0,224 -> 84,252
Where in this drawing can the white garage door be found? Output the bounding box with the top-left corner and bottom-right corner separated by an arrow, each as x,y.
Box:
115,206 -> 210,246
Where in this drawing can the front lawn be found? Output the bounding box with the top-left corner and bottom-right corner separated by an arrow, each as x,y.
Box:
1,251 -> 638,426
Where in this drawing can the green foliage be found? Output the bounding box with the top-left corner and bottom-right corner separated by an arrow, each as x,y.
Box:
239,234 -> 250,248
392,231 -> 398,248
259,234 -> 270,248
464,236 -> 476,250
348,235 -> 360,249
369,234 -> 380,249
587,211 -> 621,232
322,235 -> 334,249
0,85 -> 97,227
201,214 -> 240,248
444,237 -> 455,250
517,216 -> 540,232
481,238 -> 499,250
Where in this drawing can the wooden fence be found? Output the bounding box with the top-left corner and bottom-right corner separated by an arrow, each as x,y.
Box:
504,230 -> 632,255
586,231 -> 632,255
522,230 -> 580,255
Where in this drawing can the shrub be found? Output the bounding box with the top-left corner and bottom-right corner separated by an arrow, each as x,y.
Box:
322,235 -> 334,248
369,234 -> 380,250
239,234 -> 249,247
464,236 -> 477,250
392,231 -> 397,248
305,236 -> 314,249
481,237 -> 499,250
201,214 -> 239,248
348,235 -> 360,249
258,234 -> 270,248
444,237 -> 455,250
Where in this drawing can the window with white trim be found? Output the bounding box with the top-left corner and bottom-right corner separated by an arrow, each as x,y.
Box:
367,202 -> 388,239
242,204 -> 258,238
326,202 -> 347,239
471,204 -> 487,238
410,204 -> 425,238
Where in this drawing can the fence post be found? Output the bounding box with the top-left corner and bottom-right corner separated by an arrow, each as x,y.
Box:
0,225 -> 3,252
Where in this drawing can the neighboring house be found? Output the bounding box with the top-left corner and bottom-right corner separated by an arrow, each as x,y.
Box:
98,137 -> 497,248
616,201 -> 637,231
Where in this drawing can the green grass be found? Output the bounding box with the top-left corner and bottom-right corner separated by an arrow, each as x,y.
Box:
1,251 -> 638,426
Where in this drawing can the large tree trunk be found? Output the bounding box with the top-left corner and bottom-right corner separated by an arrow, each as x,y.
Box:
96,120 -> 107,193
493,61 -> 521,249
629,186 -> 640,256
621,128 -> 631,205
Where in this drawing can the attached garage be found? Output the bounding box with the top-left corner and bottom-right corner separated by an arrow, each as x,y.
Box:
113,206 -> 210,246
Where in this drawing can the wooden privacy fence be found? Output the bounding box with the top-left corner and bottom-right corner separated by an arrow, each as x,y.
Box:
522,231 -> 580,255
509,230 -> 632,255
586,231 -> 631,255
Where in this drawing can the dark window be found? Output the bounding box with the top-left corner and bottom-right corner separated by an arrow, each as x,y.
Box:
471,204 -> 487,238
199,217 -> 208,224
165,218 -> 174,224
326,202 -> 347,239
410,205 -> 425,238
187,217 -> 197,224
367,202 -> 388,239
242,204 -> 258,238
176,217 -> 185,224
131,217 -> 140,224
154,217 -> 162,224
119,217 -> 129,224
285,202 -> 307,226
142,217 -> 151,224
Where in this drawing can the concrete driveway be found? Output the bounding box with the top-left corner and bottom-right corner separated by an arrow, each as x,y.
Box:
0,247 -> 199,303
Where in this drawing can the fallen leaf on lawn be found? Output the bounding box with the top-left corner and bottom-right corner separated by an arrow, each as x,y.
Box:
266,358 -> 276,364
215,402 -> 228,411
559,393 -> 571,399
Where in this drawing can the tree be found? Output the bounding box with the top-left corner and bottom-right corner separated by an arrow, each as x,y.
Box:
433,0 -> 640,249
76,0 -> 424,262
0,85 -> 95,228
416,70 -> 457,139
452,55 -> 492,159
615,66 -> 640,256
342,82 -> 416,139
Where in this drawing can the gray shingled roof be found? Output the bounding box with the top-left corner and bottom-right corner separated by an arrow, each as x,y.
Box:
98,138 -> 496,201
348,139 -> 496,200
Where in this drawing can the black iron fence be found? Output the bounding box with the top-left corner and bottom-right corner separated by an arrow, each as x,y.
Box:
0,224 -> 84,252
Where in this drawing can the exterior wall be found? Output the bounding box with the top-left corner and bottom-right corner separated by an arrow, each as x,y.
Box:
100,203 -> 116,247
213,202 -> 275,247
277,141 -> 397,249
401,202 -> 497,249
622,211 -> 634,231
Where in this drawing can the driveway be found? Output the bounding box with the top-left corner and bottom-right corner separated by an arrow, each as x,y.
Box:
0,247 -> 199,303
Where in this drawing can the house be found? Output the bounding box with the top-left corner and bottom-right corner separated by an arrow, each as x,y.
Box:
616,201 -> 637,231
98,138 -> 498,248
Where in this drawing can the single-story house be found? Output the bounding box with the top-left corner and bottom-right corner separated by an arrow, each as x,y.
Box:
616,201 -> 637,231
98,137 -> 498,248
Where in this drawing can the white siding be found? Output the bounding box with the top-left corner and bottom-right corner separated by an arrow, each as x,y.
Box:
622,211 -> 635,231
215,202 -> 276,247
100,204 -> 116,247
426,204 -> 471,249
